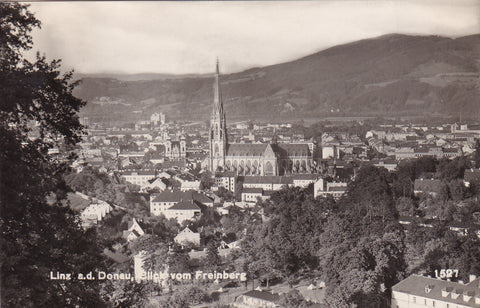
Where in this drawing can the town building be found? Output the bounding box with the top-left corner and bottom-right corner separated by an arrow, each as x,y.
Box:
233,290 -> 279,308
81,199 -> 112,227
391,274 -> 480,308
174,227 -> 201,246
150,190 -> 213,220
140,177 -> 169,193
241,188 -> 264,203
120,170 -> 157,186
314,178 -> 347,199
174,173 -> 201,191
165,136 -> 186,159
122,218 -> 145,242
243,176 -> 292,191
215,171 -> 237,193
163,200 -> 201,223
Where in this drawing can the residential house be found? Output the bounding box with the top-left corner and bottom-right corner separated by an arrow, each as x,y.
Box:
163,200 -> 201,223
174,227 -> 201,246
150,190 -> 213,216
392,274 -> 480,308
372,158 -> 398,172
140,177 -> 169,193
314,178 -> 347,199
81,200 -> 112,227
241,188 -> 264,203
120,170 -> 157,186
175,173 -> 201,191
291,174 -> 319,188
233,290 -> 279,308
122,218 -> 146,242
215,171 -> 237,193
243,176 -> 293,191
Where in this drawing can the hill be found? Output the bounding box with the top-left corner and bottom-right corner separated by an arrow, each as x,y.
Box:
73,34 -> 480,124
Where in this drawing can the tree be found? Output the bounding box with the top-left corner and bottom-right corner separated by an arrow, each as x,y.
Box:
199,170 -> 214,190
204,240 -> 221,270
241,187 -> 333,282
318,166 -> 406,307
159,285 -> 209,307
321,233 -> 406,307
102,280 -> 148,308
436,157 -> 467,181
1,3 -> 106,306
278,290 -> 309,308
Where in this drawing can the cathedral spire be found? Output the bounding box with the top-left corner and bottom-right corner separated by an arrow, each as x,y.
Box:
209,58 -> 227,173
213,58 -> 223,115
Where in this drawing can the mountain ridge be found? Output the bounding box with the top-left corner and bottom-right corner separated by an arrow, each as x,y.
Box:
73,33 -> 480,124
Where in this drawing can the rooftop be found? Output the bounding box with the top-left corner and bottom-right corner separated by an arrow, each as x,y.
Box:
151,190 -> 212,204
393,274 -> 480,307
168,200 -> 201,211
242,188 -> 263,194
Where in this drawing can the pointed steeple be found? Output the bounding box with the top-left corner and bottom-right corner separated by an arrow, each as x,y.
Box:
209,58 -> 227,173
213,58 -> 223,115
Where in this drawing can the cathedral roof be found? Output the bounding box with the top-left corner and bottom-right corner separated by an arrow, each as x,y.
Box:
272,143 -> 311,158
225,143 -> 312,158
243,176 -> 293,185
226,144 -> 268,156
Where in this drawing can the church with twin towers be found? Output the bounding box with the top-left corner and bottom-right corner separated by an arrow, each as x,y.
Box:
208,60 -> 315,176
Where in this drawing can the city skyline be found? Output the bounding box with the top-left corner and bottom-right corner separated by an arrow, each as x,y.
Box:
28,0 -> 480,75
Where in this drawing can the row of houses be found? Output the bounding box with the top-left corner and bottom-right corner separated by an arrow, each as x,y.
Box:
119,169 -> 200,192
412,168 -> 480,197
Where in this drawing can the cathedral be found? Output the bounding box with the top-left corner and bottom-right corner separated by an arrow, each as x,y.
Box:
208,61 -> 315,176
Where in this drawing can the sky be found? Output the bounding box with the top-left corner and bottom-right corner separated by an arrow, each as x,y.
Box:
27,0 -> 480,75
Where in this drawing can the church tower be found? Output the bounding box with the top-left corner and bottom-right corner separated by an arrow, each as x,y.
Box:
209,59 -> 227,173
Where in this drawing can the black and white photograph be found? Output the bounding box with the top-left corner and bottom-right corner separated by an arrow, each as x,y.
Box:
1,1 -> 480,307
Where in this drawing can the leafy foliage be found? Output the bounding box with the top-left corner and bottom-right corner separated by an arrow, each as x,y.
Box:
1,3 -> 107,306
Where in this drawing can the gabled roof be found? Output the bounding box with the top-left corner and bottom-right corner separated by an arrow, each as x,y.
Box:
151,190 -> 213,204
168,200 -> 201,211
178,227 -> 197,234
226,144 -> 268,156
272,143 -> 311,158
122,230 -> 140,238
127,218 -> 145,234
242,188 -> 263,194
225,142 -> 311,158
215,171 -> 237,177
120,170 -> 156,176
